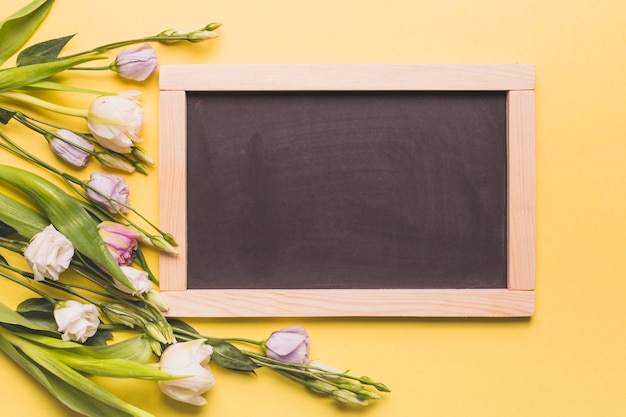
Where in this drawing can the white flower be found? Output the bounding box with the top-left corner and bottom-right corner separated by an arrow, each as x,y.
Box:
54,300 -> 100,343
24,224 -> 74,281
158,339 -> 216,406
87,91 -> 144,153
114,266 -> 152,296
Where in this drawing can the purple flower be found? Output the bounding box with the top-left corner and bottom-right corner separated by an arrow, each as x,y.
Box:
112,44 -> 158,82
264,326 -> 310,365
86,172 -> 130,213
49,129 -> 94,167
97,221 -> 140,266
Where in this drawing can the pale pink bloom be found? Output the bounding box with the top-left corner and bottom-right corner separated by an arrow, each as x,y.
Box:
49,129 -> 94,167
112,44 -> 157,81
97,221 -> 140,266
86,172 -> 130,214
264,326 -> 310,365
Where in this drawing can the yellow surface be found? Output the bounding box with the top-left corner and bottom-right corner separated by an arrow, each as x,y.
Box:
1,1 -> 625,416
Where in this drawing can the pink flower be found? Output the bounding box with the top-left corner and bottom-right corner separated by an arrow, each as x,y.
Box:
264,326 -> 310,365
97,221 -> 140,266
49,129 -> 94,167
112,44 -> 158,82
86,172 -> 130,213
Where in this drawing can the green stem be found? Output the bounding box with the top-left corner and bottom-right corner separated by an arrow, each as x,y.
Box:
0,91 -> 88,118
0,267 -> 57,305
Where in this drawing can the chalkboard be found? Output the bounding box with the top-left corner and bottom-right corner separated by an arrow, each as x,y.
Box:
159,64 -> 535,317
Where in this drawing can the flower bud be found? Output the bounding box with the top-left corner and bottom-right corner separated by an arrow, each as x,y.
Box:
86,172 -> 130,214
356,389 -> 381,400
331,389 -> 368,406
131,146 -> 154,165
146,322 -> 170,344
150,235 -> 179,255
146,289 -> 169,312
306,379 -> 335,395
101,303 -> 141,328
94,152 -> 135,173
49,129 -> 94,167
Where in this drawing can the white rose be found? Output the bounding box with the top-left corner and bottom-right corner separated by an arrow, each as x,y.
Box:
87,91 -> 144,153
114,266 -> 152,296
54,300 -> 100,343
24,224 -> 74,281
158,339 -> 216,406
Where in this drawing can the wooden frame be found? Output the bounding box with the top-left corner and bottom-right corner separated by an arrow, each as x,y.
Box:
159,64 -> 535,317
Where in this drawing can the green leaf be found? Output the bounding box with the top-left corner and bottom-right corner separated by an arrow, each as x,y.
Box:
0,333 -> 153,417
0,54 -> 107,92
0,191 -> 48,239
16,298 -> 58,332
18,333 -> 153,363
0,0 -> 55,66
0,165 -> 134,290
0,300 -> 54,332
17,34 -> 75,66
82,327 -> 113,346
168,318 -> 200,336
17,297 -> 55,314
0,220 -> 17,237
0,106 -> 16,124
0,334 -> 136,417
211,341 -> 259,372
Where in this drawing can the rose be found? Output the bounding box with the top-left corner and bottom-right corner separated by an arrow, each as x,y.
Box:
113,266 -> 152,296
112,44 -> 158,82
97,221 -> 139,265
87,91 -> 144,153
24,224 -> 74,281
49,129 -> 94,167
264,326 -> 310,365
158,339 -> 216,406
86,172 -> 130,214
54,300 -> 100,343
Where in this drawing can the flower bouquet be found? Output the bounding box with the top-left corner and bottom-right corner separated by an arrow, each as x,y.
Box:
0,1 -> 389,416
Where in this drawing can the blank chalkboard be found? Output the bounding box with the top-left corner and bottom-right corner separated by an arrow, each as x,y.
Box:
159,64 -> 536,317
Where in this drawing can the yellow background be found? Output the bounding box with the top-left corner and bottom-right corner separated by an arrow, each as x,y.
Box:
1,1 -> 625,416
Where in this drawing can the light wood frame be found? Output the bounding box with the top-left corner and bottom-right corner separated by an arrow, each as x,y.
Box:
159,64 -> 536,317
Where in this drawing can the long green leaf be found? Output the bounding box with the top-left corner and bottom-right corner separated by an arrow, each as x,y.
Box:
0,334 -> 136,417
18,332 -> 153,363
19,341 -> 155,417
0,54 -> 106,92
0,300 -> 53,332
0,192 -> 48,239
0,165 -> 134,290
0,0 -> 54,66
